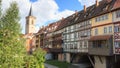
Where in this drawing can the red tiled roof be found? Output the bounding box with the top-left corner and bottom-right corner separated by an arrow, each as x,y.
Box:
112,0 -> 120,10
56,15 -> 76,30
38,21 -> 61,34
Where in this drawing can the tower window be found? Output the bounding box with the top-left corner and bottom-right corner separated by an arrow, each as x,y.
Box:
32,20 -> 34,25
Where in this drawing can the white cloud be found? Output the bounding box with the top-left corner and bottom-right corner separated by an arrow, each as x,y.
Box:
78,0 -> 101,7
2,0 -> 74,33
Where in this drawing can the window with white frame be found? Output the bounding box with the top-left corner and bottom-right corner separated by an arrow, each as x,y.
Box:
108,26 -> 112,33
74,42 -> 77,49
89,20 -> 91,25
67,34 -> 69,40
84,41 -> 88,48
87,30 -> 91,36
95,28 -> 98,35
74,25 -> 76,29
79,41 -> 82,48
76,32 -> 79,38
114,26 -> 120,32
104,27 -> 107,34
115,42 -> 120,47
66,27 -> 68,32
74,32 -> 77,38
116,10 -> 120,18
68,27 -> 70,32
70,43 -> 74,49
79,23 -> 81,27
95,14 -> 108,22
81,22 -> 83,27
71,26 -> 74,32
77,42 -> 80,48
71,33 -> 74,38
64,43 -> 67,49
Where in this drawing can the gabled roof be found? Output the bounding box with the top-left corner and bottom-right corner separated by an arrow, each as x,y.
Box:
112,0 -> 120,10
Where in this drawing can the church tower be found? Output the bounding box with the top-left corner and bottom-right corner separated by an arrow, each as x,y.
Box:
25,5 -> 36,34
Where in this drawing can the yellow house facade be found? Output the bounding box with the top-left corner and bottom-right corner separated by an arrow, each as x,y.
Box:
91,13 -> 114,36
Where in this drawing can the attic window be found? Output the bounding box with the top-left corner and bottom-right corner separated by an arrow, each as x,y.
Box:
74,17 -> 78,22
72,15 -> 75,18
91,10 -> 95,14
103,5 -> 109,11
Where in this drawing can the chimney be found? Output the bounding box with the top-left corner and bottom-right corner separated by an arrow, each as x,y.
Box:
84,5 -> 86,12
96,0 -> 99,7
62,17 -> 64,20
75,10 -> 78,15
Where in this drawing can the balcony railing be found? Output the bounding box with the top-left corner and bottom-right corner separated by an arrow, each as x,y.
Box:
88,35 -> 113,56
47,48 -> 63,53
64,48 -> 88,53
89,47 -> 113,56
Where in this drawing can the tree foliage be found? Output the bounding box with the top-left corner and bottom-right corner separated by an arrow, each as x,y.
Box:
0,0 -> 46,68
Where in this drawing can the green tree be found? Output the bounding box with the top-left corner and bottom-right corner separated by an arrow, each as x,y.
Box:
0,0 -> 46,68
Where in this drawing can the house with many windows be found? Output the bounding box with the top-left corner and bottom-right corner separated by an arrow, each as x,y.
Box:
88,0 -> 120,68
62,9 -> 92,62
36,0 -> 120,68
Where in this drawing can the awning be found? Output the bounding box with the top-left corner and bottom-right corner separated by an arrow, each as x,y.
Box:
89,35 -> 112,41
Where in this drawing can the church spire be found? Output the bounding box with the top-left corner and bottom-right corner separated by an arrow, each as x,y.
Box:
28,4 -> 32,16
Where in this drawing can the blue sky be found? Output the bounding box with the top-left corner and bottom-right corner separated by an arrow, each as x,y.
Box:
54,0 -> 83,11
30,0 -> 83,12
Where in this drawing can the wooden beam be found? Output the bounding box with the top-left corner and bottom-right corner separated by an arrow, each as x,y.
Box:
87,55 -> 95,67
